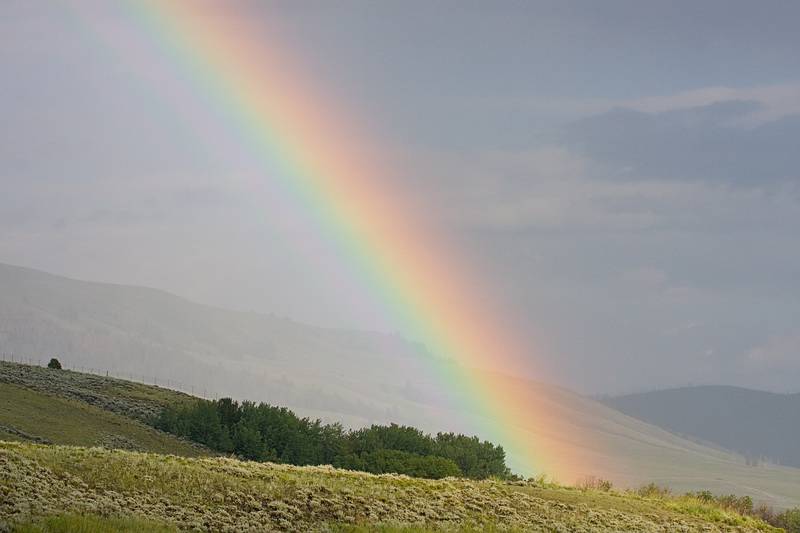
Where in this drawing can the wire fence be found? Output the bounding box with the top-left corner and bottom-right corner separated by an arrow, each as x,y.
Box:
0,351 -> 218,399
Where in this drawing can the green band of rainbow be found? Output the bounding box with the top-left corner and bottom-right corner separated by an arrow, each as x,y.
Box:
77,1 -> 593,479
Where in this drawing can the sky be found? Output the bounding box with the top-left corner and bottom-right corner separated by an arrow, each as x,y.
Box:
1,0 -> 799,394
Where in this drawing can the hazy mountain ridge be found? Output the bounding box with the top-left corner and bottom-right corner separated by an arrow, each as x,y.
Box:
1,262 -> 800,508
0,262 -> 435,426
602,386 -> 800,468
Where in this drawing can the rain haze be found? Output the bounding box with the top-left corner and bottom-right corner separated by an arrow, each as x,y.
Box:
2,0 -> 799,397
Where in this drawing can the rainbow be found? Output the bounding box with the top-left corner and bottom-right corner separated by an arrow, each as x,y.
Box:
78,1 -> 593,479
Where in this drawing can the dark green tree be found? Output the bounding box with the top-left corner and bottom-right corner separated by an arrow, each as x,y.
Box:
434,433 -> 510,479
335,449 -> 461,479
232,417 -> 269,461
217,397 -> 241,429
154,398 -> 512,480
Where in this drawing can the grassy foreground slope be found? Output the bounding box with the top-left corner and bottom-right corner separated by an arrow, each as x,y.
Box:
0,442 -> 779,533
11,514 -> 177,533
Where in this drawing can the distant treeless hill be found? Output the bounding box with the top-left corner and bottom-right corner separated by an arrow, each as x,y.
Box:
602,386 -> 800,468
1,261 -> 800,508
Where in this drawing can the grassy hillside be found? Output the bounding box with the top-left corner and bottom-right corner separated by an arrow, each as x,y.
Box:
11,514 -> 178,533
0,382 -> 201,457
3,353 -> 800,510
603,386 -> 800,468
0,442 -> 780,533
0,362 -> 193,422
0,364 -> 797,531
0,362 -> 204,458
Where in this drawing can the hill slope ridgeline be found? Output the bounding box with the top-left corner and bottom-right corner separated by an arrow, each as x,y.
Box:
603,386 -> 800,468
1,262 -> 800,509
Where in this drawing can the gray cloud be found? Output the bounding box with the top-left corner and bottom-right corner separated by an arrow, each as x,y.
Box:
397,144 -> 800,393
2,1 -> 800,395
564,101 -> 800,184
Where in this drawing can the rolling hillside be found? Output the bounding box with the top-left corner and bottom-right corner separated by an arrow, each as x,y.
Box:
0,442 -> 782,532
0,383 -> 200,456
0,363 -> 203,457
0,363 -> 796,531
1,262 -> 800,509
602,386 -> 800,468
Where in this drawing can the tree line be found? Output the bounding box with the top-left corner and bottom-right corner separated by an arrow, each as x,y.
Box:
153,398 -> 512,480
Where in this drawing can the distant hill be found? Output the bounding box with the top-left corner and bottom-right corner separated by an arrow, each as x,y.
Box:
0,261 -> 434,428
1,262 -> 800,509
602,386 -> 800,468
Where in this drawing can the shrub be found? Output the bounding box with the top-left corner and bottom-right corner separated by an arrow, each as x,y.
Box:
695,493 -> 753,515
635,482 -> 671,499
689,490 -> 715,503
726,494 -> 753,515
47,358 -> 62,370
577,476 -> 613,492
776,507 -> 800,533
752,503 -> 776,525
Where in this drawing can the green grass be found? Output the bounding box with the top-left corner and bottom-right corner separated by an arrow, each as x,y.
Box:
0,362 -> 194,421
0,362 -> 791,530
0,442 -> 780,532
332,525 -> 527,532
11,513 -> 178,533
0,383 -> 203,457
4,362 -> 800,510
512,483 -> 776,530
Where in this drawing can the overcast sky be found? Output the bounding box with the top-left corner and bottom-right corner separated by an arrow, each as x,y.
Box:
2,1 -> 799,394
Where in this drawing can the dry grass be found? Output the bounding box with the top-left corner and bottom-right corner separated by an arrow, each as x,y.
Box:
0,442 -> 779,533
